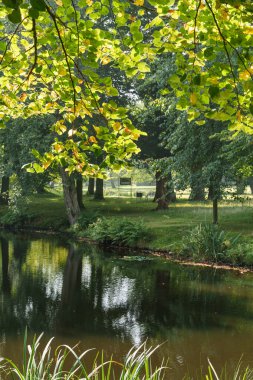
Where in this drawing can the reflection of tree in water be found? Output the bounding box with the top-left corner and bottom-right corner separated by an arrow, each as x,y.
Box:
1,237 -> 11,294
12,237 -> 30,271
0,235 -> 253,346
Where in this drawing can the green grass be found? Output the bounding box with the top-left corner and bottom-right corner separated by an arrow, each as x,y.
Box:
0,333 -> 166,380
2,333 -> 253,380
2,191 -> 252,252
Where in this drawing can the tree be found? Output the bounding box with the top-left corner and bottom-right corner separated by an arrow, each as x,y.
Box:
0,0 -> 148,223
1,0 -> 252,223
163,103 -> 232,223
2,115 -> 55,194
132,55 -> 177,209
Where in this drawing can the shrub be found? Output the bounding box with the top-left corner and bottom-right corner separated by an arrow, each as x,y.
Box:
87,217 -> 151,247
72,210 -> 100,234
182,223 -> 240,262
0,183 -> 33,228
226,243 -> 253,267
0,333 -> 166,380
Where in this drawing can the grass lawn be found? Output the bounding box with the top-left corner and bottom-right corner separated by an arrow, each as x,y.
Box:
5,191 -> 252,252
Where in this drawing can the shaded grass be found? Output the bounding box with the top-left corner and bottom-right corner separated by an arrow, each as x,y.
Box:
5,192 -> 252,251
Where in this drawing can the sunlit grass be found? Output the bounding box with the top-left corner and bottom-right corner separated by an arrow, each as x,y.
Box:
2,191 -> 253,251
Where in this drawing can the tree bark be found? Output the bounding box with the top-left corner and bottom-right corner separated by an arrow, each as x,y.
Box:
166,172 -> 176,203
94,178 -> 104,200
0,176 -> 9,205
236,178 -> 245,195
248,177 -> 253,194
208,183 -> 215,201
213,198 -> 218,224
87,177 -> 95,196
155,171 -> 168,210
76,175 -> 85,210
60,167 -> 80,225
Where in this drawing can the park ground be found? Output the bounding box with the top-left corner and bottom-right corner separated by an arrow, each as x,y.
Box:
1,189 -> 252,253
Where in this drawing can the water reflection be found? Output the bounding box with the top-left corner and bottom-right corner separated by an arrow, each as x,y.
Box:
0,233 -> 253,378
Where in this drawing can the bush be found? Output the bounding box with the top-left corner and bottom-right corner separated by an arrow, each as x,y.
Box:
72,210 -> 100,234
87,217 -> 151,246
182,223 -> 240,262
0,182 -> 33,228
227,243 -> 253,267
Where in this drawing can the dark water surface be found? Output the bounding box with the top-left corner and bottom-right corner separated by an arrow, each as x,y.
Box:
0,232 -> 253,378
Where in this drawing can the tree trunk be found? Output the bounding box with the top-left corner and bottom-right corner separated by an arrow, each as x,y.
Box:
76,175 -> 85,210
208,183 -> 215,201
0,176 -> 9,205
236,178 -> 245,195
87,178 -> 95,196
213,198 -> 218,224
94,178 -> 104,200
166,172 -> 176,203
248,177 -> 253,194
155,171 -> 168,210
60,167 -> 80,225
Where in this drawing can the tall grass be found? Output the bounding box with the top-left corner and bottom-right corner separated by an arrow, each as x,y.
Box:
1,333 -> 253,379
0,333 -> 166,379
204,359 -> 253,380
183,359 -> 253,380
182,223 -> 240,262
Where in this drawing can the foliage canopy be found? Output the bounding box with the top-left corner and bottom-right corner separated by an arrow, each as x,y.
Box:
0,0 -> 252,175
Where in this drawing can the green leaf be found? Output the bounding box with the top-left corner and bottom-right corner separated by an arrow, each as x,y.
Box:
2,0 -> 17,9
250,103 -> 253,115
33,163 -> 44,173
209,86 -> 220,98
30,0 -> 46,11
180,73 -> 187,82
29,7 -> 40,18
137,62 -> 150,73
204,47 -> 214,58
8,8 -> 22,23
193,74 -> 201,85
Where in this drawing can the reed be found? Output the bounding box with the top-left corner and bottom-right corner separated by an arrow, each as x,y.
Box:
0,333 -> 166,380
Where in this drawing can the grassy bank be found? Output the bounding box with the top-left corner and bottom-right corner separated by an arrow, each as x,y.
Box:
1,191 -> 252,252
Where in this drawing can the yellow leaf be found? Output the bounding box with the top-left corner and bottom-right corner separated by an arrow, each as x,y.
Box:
101,56 -> 111,65
89,136 -> 97,143
220,9 -> 229,20
83,39 -> 90,46
236,110 -> 241,122
42,161 -> 51,169
239,70 -> 251,80
134,0 -> 144,5
19,93 -> 27,101
244,27 -> 253,35
113,122 -> 121,131
58,67 -> 67,76
190,93 -> 197,105
54,143 -> 63,153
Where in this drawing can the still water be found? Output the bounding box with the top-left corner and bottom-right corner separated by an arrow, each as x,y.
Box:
0,232 -> 253,378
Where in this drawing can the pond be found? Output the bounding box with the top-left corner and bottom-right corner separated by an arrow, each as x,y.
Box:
0,232 -> 253,378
